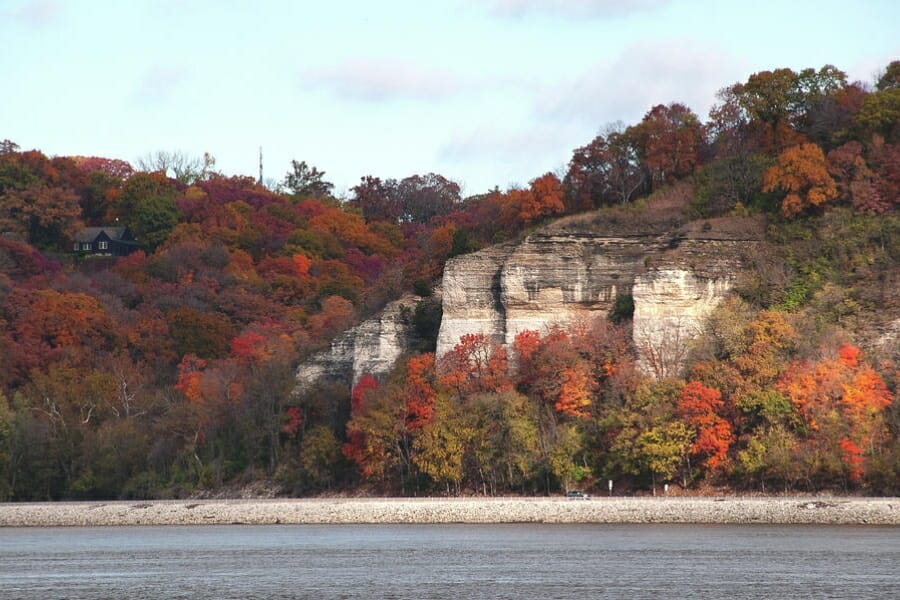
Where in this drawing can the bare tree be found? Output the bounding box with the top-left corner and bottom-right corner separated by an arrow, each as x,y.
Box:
635,317 -> 698,380
136,150 -> 218,184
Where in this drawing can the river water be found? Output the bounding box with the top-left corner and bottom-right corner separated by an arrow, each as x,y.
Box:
1,524 -> 898,599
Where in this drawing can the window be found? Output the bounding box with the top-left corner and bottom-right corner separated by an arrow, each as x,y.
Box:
74,242 -> 80,251
82,243 -> 91,251
98,241 -> 108,250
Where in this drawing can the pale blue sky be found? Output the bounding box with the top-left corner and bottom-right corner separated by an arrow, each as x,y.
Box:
2,0 -> 897,196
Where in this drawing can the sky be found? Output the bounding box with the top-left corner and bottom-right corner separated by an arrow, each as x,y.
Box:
2,0 -> 897,197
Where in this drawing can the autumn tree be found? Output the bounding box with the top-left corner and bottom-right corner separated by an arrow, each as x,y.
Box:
677,381 -> 734,474
563,123 -> 645,210
763,143 -> 838,217
777,343 -> 892,485
350,175 -> 401,223
412,394 -> 472,494
727,66 -> 846,150
0,184 -> 82,248
439,333 -> 510,399
633,103 -> 703,188
520,173 -> 566,225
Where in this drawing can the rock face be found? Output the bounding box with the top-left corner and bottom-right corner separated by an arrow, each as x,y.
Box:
438,214 -> 766,377
295,294 -> 424,393
295,212 -> 768,393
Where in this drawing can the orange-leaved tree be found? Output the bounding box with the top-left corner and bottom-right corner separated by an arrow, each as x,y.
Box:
763,143 -> 838,217
777,343 -> 892,482
677,381 -> 734,473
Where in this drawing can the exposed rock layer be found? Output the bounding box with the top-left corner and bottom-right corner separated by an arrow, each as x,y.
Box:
295,294 -> 424,392
438,215 -> 767,376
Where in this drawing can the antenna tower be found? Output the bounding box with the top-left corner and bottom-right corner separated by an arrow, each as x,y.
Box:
258,147 -> 263,186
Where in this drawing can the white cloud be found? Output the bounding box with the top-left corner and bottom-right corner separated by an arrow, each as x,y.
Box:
133,66 -> 189,105
12,0 -> 63,26
490,0 -> 670,18
539,38 -> 746,127
302,58 -> 469,102
439,122 -> 578,189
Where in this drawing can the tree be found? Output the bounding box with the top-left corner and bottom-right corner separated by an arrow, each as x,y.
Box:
467,390 -> 538,494
438,333 -> 510,399
282,160 -> 334,198
396,173 -> 460,224
555,366 -> 593,419
166,307 -> 234,359
855,89 -> 900,143
777,343 -> 893,485
634,103 -> 703,188
520,173 -> 565,224
0,184 -> 82,248
729,68 -> 798,149
635,422 -> 693,494
136,150 -> 217,184
763,143 -> 838,217
563,123 -> 645,210
677,381 -> 733,473
875,60 -> 900,91
350,175 -> 401,223
412,394 -> 471,494
130,193 -> 183,251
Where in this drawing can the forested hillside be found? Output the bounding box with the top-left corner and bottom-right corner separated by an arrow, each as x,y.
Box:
1,62 -> 898,500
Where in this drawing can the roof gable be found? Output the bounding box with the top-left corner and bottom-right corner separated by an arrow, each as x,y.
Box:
74,227 -> 130,243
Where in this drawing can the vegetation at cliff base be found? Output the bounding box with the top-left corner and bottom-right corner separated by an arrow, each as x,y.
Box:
0,62 -> 898,500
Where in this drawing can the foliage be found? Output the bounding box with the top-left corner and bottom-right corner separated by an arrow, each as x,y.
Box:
763,143 -> 838,217
0,59 -> 897,499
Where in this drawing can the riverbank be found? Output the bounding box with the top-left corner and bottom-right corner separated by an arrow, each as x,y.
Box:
1,496 -> 898,527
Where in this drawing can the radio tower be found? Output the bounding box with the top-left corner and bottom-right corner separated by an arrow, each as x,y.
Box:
258,147 -> 263,186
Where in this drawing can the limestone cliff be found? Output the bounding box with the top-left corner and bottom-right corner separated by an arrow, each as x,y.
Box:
438,213 -> 767,377
295,294 -> 425,394
295,212 -> 768,393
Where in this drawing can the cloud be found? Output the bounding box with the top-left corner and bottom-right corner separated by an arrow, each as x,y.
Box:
12,0 -> 64,26
539,39 -> 746,127
439,122 -> 579,188
302,58 -> 469,102
490,0 -> 670,18
133,66 -> 189,105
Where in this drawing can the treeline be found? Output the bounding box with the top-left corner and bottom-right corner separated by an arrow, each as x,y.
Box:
0,61 -> 898,499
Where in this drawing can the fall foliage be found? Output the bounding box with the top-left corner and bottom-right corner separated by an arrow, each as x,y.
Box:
0,59 -> 898,500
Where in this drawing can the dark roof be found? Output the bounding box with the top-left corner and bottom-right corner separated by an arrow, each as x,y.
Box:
74,227 -> 129,243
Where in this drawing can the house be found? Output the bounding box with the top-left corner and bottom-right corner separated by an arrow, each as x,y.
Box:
73,226 -> 139,257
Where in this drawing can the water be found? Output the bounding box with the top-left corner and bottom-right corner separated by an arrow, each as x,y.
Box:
1,524 -> 898,599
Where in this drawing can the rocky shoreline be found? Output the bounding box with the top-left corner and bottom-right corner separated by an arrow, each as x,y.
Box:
1,497 -> 898,527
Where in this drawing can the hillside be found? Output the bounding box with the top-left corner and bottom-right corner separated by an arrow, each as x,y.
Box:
0,62 -> 898,500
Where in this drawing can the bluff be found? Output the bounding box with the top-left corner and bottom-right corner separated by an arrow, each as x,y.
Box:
294,294 -> 426,394
437,211 -> 767,378
294,211 -> 767,391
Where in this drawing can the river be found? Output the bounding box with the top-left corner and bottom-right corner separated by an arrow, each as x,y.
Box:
1,524 -> 898,599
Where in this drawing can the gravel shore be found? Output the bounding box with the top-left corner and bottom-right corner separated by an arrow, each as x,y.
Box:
1,497 -> 897,527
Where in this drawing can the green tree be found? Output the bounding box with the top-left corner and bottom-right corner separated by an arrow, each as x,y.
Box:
635,422 -> 693,494
468,391 -> 539,495
130,194 -> 182,252
299,425 -> 342,490
282,160 -> 334,198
